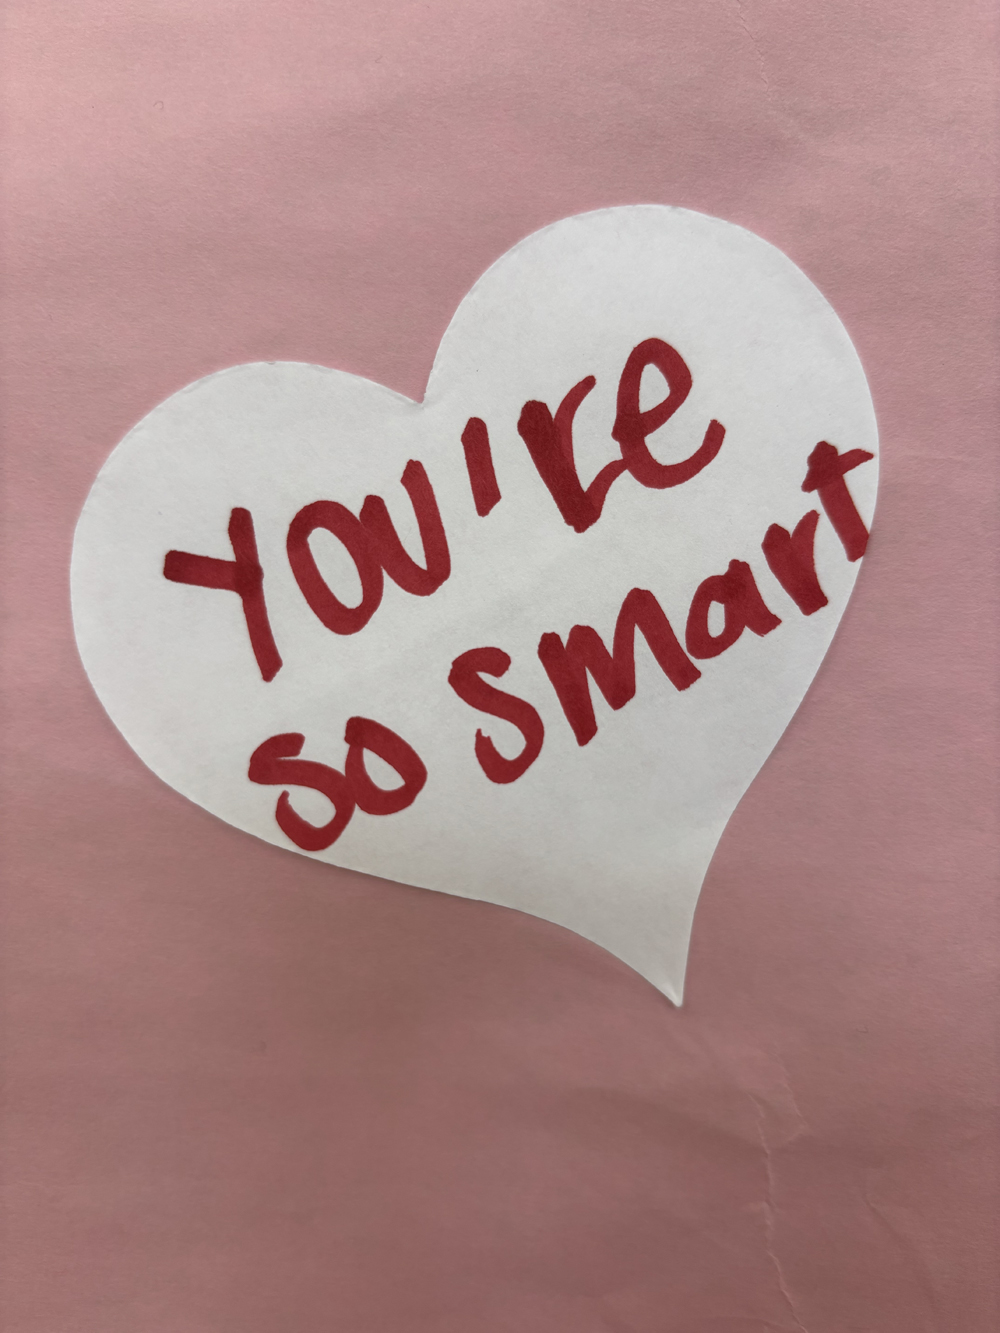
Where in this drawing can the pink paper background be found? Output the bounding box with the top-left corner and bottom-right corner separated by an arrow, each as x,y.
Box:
2,2 -> 997,1329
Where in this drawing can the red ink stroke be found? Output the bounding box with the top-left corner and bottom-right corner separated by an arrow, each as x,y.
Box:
461,418 -> 502,517
163,507 -> 282,683
538,588 -> 700,747
612,338 -> 725,490
344,715 -> 428,815
685,560 -> 781,660
249,732 -> 356,851
359,460 -> 451,596
448,647 -> 545,783
762,510 -> 829,615
287,500 -> 384,634
802,440 -> 875,562
518,375 -> 627,533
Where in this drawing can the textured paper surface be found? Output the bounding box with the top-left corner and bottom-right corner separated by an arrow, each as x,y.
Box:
1,3 -> 997,1331
71,206 -> 877,1000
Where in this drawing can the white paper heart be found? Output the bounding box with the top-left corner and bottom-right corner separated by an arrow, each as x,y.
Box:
71,206 -> 878,1001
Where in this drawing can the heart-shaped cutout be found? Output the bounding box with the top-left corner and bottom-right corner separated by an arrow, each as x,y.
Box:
72,206 -> 878,1001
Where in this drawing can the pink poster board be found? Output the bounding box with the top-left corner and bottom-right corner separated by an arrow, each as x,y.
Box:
2,2 -> 997,1329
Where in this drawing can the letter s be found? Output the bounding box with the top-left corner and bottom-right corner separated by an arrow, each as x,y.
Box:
249,733 -> 356,851
448,648 -> 544,784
